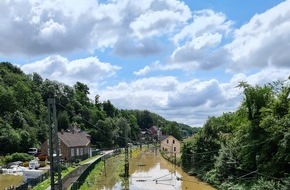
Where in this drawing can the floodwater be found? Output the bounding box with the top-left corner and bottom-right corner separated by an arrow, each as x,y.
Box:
0,174 -> 23,190
92,148 -> 215,190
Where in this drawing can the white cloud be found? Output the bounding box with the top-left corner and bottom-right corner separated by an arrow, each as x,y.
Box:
134,9 -> 232,75
226,0 -> 290,71
101,65 -> 290,126
173,9 -> 232,45
0,0 -> 191,57
21,55 -> 121,86
99,76 -> 242,126
3,0 -> 290,128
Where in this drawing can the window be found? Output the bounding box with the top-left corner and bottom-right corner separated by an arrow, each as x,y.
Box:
80,147 -> 83,156
173,140 -> 175,144
71,148 -> 74,157
167,139 -> 169,144
76,148 -> 79,156
174,147 -> 176,152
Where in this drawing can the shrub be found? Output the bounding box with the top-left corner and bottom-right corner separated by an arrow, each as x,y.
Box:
251,178 -> 284,190
5,152 -> 34,163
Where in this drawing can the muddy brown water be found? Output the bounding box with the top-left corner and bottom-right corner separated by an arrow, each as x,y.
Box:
90,149 -> 216,190
0,174 -> 23,190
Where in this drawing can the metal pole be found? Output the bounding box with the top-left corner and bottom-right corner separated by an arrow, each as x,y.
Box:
124,124 -> 129,178
48,98 -> 62,190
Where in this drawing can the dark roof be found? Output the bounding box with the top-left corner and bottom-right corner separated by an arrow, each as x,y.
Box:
58,131 -> 90,147
149,126 -> 158,131
159,135 -> 169,141
160,135 -> 180,143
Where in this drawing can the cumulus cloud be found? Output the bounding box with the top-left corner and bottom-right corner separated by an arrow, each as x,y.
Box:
98,76 -> 243,126
226,0 -> 290,71
134,9 -> 233,75
169,10 -> 232,70
101,65 -> 290,126
113,38 -> 162,57
21,55 -> 121,86
0,0 -> 191,57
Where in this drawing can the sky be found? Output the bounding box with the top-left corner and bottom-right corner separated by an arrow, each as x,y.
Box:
1,0 -> 290,127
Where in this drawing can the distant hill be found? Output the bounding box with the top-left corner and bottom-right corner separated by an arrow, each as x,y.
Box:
0,62 -> 194,155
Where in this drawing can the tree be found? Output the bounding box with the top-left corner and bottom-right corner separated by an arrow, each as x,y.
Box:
58,111 -> 70,131
0,86 -> 17,116
0,121 -> 20,154
19,130 -> 33,153
237,82 -> 273,171
31,72 -> 43,87
166,122 -> 182,141
103,100 -> 116,118
74,82 -> 90,106
12,110 -> 27,129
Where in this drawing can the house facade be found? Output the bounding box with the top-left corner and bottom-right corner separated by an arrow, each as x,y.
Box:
160,135 -> 181,155
41,130 -> 91,162
148,126 -> 162,140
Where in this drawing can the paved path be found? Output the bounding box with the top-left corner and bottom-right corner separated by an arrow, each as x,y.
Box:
46,150 -> 113,190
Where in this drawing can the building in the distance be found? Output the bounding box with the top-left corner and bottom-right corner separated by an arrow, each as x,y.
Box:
160,135 -> 181,156
41,128 -> 91,162
148,125 -> 162,140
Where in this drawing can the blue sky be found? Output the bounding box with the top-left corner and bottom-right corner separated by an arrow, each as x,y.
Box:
1,0 -> 290,127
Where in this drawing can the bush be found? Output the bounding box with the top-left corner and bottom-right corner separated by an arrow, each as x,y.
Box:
219,181 -> 247,190
5,152 -> 34,163
0,156 -> 4,166
203,169 -> 219,185
250,178 -> 284,190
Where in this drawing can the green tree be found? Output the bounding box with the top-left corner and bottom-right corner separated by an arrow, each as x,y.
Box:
103,100 -> 116,118
74,82 -> 90,106
58,111 -> 70,131
12,110 -> 27,129
0,86 -> 17,116
0,121 -> 20,154
19,130 -> 33,153
165,122 -> 182,140
237,82 -> 273,171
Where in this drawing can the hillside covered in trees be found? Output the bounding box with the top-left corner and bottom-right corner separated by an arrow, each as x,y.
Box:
0,62 -> 195,155
181,79 -> 290,189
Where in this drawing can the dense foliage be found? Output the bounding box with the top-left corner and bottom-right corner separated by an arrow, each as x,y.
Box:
181,79 -> 290,189
0,62 -> 194,155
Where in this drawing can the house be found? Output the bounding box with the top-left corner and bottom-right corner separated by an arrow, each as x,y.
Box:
148,126 -> 162,140
160,135 -> 181,155
41,129 -> 91,162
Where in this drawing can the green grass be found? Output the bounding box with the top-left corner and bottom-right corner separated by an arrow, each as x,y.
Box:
79,161 -> 104,190
79,155 -> 100,165
33,155 -> 102,189
32,179 -> 51,190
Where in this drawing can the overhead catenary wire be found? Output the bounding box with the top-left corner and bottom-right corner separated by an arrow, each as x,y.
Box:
57,102 -> 139,143
56,102 -> 221,188
182,133 -> 284,157
221,159 -> 284,181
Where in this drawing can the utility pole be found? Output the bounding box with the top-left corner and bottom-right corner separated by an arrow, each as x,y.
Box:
174,153 -> 177,175
124,125 -> 129,178
102,157 -> 107,177
48,98 -> 62,190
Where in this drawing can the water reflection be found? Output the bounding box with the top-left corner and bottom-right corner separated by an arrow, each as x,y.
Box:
95,148 -> 215,190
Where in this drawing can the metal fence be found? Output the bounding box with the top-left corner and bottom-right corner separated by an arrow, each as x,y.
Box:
27,171 -> 50,187
4,171 -> 49,190
70,158 -> 101,190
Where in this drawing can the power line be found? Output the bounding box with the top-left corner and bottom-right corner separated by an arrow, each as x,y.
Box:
57,102 -> 136,143
182,134 -> 283,157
